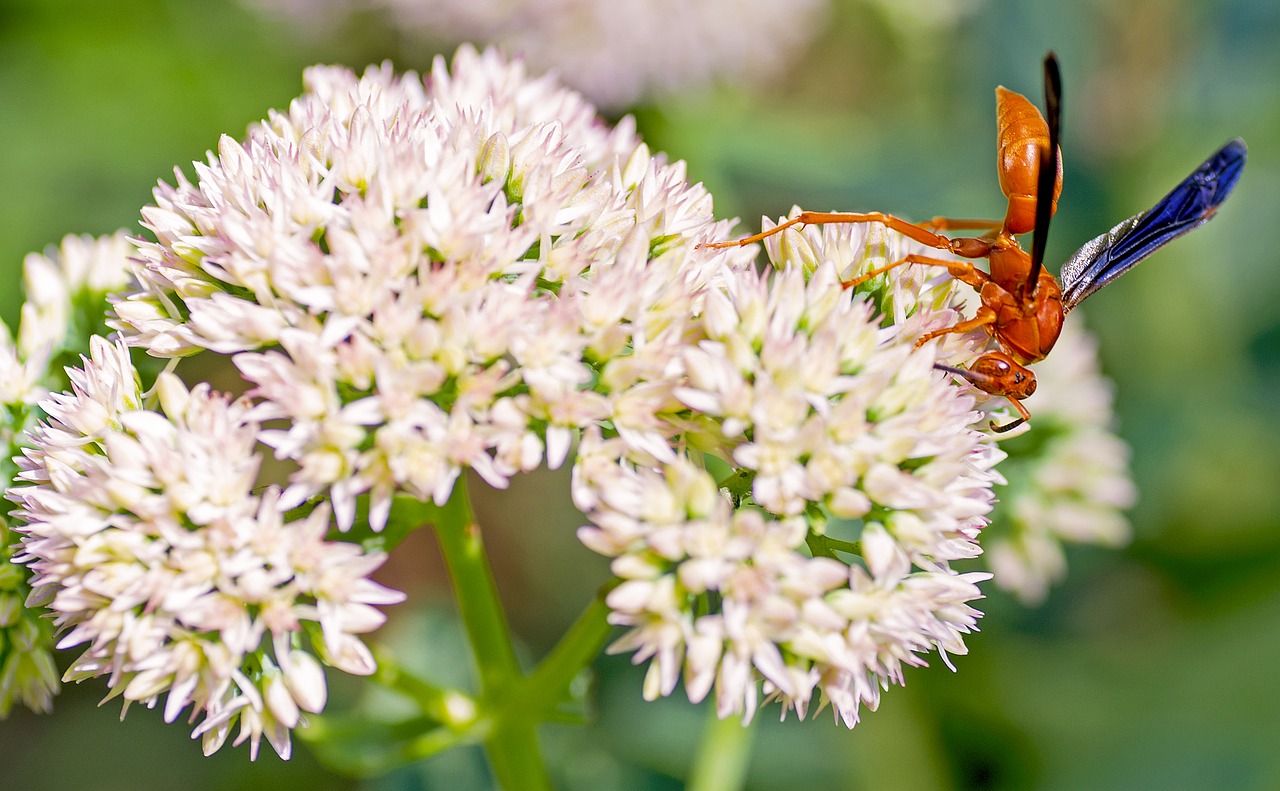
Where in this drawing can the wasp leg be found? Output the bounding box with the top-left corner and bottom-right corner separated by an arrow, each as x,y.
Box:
990,397 -> 1031,433
921,216 -> 1003,233
842,253 -> 991,292
701,211 -> 963,253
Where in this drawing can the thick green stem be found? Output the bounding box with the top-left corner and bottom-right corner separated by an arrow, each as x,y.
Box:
434,483 -> 522,687
485,718 -> 549,791
432,481 -> 551,791
686,707 -> 756,791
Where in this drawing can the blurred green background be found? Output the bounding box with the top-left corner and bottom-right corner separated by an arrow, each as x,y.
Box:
2,0 -> 1279,788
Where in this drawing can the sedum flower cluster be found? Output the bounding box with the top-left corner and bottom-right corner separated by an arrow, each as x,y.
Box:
0,233 -> 134,718
112,45 -> 754,533
3,44 -> 1136,759
10,340 -> 404,758
245,0 -> 827,109
15,45 -> 751,756
575,217 -> 1006,724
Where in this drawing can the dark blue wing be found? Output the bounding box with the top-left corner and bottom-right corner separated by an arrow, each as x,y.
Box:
1059,138 -> 1246,311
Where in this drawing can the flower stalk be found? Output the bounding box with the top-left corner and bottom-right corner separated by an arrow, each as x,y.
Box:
433,482 -> 523,694
430,481 -> 552,790
524,587 -> 614,715
429,481 -> 620,788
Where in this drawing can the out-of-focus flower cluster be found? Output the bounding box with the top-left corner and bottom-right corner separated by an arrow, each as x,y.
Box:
245,0 -> 828,109
0,233 -> 133,718
0,233 -> 133,412
983,319 -> 1136,604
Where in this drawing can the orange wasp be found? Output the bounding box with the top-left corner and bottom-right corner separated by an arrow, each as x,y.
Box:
704,53 -> 1245,431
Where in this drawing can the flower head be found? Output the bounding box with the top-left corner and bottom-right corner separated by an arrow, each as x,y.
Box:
8,339 -> 404,758
113,45 -> 755,532
574,217 -> 1005,725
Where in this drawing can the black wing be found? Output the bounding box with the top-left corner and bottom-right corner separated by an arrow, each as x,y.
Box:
1028,52 -> 1062,292
1059,137 -> 1246,312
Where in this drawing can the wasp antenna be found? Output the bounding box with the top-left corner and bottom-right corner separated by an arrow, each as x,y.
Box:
933,362 -> 979,383
1028,52 -> 1062,291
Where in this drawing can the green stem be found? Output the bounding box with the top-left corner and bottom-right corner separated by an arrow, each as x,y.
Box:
485,718 -> 547,791
686,707 -> 756,791
433,483 -> 521,687
432,481 -> 551,791
302,715 -> 485,775
396,725 -> 486,766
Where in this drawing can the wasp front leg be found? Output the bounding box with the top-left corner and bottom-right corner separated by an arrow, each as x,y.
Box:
990,398 -> 1032,433
920,216 -> 1003,233
700,211 -> 964,254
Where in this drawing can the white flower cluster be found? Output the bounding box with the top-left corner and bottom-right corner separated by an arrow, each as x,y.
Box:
38,46 -> 752,756
9,338 -> 404,758
245,0 -> 827,109
9,44 -> 1136,754
984,320 -> 1136,604
105,43 -> 1009,732
575,219 -> 1006,726
113,45 -> 754,534
0,232 -> 134,717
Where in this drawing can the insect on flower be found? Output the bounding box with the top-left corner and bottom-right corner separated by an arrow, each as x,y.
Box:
703,53 -> 1245,432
